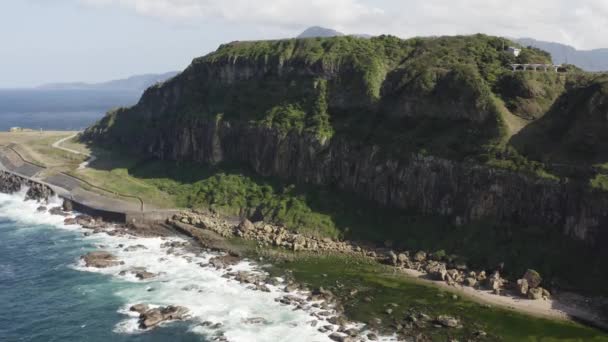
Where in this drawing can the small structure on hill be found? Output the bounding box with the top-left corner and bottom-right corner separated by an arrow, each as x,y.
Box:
507,46 -> 522,57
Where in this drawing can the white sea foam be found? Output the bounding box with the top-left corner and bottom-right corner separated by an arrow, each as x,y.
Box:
0,189 -> 67,228
0,189 -> 399,342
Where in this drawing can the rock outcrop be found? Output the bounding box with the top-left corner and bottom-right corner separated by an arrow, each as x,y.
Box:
81,251 -> 123,268
135,305 -> 189,329
516,269 -> 551,300
0,171 -> 54,202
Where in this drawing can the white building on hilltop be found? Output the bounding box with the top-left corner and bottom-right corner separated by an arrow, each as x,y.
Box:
507,46 -> 522,57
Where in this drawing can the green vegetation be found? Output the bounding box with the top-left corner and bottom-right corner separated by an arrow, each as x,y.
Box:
79,34 -> 608,296
90,34 -> 603,181
482,146 -> 559,180
89,34 -> 554,160
88,34 -> 598,182
122,159 -> 607,295
257,104 -> 306,136
267,256 -> 608,342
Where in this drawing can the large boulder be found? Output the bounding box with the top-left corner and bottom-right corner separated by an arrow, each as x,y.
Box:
516,278 -> 529,296
130,304 -> 150,314
238,219 -> 254,233
436,315 -> 459,328
81,251 -> 122,268
397,253 -> 409,265
62,199 -> 74,212
523,269 -> 542,289
387,251 -> 398,266
413,251 -> 427,262
527,287 -> 543,300
139,305 -> 189,329
49,206 -> 70,217
208,255 -> 241,269
425,262 -> 447,281
488,271 -> 504,294
464,277 -> 477,287
528,287 -> 551,300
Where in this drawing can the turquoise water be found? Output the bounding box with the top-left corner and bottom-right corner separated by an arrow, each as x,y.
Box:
0,201 -> 201,341
0,191 -> 343,342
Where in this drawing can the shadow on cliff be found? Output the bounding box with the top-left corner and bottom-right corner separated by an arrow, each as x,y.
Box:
78,139 -> 608,298
508,80 -> 608,169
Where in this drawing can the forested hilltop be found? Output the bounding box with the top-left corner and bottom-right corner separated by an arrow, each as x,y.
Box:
83,34 -> 608,294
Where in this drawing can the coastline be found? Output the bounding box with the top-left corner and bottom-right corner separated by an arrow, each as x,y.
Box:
167,214 -> 608,332
0,153 -> 606,339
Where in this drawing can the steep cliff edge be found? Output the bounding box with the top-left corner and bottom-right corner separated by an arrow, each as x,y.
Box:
83,35 -> 608,248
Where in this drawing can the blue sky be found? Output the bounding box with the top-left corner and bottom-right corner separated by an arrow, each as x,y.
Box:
2,0 -> 607,88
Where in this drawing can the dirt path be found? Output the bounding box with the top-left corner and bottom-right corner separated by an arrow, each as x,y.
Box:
400,268 -> 606,329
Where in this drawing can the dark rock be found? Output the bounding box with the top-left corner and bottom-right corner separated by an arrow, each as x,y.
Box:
242,317 -> 267,325
139,305 -> 189,329
130,304 -> 149,314
135,271 -> 157,280
209,255 -> 240,269
64,217 -> 77,225
62,199 -> 74,212
49,207 -> 69,217
328,333 -> 349,342
124,244 -> 148,252
81,251 -> 122,268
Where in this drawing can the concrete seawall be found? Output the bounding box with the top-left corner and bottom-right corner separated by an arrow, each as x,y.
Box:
0,147 -> 177,224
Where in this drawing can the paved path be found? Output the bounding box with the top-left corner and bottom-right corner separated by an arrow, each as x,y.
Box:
51,133 -> 97,169
48,134 -> 146,211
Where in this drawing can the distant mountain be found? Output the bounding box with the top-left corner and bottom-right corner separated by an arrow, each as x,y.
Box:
297,26 -> 344,38
515,38 -> 608,72
297,26 -> 374,40
37,71 -> 179,92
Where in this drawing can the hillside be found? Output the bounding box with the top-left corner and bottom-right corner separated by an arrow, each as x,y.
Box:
297,26 -> 344,38
87,35 -> 556,157
82,35 -> 608,293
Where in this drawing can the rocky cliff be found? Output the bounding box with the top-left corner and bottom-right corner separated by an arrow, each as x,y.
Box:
84,35 -> 608,246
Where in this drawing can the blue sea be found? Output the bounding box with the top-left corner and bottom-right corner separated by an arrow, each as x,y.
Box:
0,88 -> 142,131
0,190 -> 339,342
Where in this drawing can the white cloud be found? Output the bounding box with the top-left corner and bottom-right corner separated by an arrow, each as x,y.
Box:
80,0 -> 384,30
378,0 -> 608,50
79,0 -> 608,49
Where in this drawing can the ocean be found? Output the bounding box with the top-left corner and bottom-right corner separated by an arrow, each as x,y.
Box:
0,89 -> 142,131
0,190 -> 345,342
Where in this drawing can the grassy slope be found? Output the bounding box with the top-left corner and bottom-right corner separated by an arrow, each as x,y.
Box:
269,256 -> 608,342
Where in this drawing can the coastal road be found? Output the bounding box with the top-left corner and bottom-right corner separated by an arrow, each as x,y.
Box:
51,133 -> 97,169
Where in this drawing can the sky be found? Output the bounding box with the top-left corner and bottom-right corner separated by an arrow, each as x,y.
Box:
1,0 -> 607,88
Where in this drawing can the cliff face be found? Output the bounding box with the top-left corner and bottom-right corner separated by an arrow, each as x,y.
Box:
84,35 -> 608,246
129,120 -> 606,244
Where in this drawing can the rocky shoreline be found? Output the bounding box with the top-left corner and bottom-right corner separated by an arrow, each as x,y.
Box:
0,171 -> 54,202
2,182 -> 606,339
168,210 -> 608,331
171,211 -> 554,302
